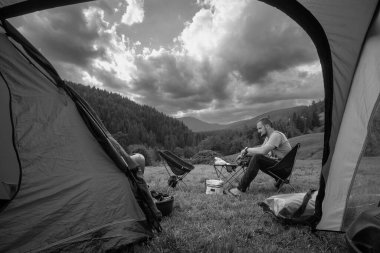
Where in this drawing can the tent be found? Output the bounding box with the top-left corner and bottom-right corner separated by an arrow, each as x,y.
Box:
259,0 -> 380,231
1,1 -> 380,251
0,1 -> 161,252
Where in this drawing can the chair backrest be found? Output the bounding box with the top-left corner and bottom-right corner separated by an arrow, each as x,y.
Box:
158,150 -> 194,175
269,143 -> 300,179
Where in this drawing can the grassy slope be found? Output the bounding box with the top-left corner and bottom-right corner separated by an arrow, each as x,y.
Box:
138,158 -> 346,252
288,133 -> 324,160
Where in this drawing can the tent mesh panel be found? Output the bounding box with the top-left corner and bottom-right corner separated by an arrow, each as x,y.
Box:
342,102 -> 380,230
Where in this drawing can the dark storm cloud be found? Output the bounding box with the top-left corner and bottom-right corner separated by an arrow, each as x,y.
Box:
216,1 -> 317,85
298,71 -> 309,79
13,4 -> 107,67
131,51 -> 231,112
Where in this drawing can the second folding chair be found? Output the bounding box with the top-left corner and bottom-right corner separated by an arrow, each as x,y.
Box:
264,143 -> 300,193
158,150 -> 195,191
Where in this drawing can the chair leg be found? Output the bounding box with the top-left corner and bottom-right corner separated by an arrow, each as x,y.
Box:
276,183 -> 284,193
177,183 -> 184,191
288,183 -> 296,192
276,181 -> 295,193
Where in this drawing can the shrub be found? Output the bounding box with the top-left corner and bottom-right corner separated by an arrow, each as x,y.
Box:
191,150 -> 222,165
183,146 -> 196,158
173,147 -> 184,157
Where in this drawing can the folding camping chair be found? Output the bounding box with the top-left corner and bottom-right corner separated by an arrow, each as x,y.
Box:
158,150 -> 195,191
264,143 -> 300,193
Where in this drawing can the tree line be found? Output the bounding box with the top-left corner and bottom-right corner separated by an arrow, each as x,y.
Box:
68,81 -> 324,157
68,82 -> 201,151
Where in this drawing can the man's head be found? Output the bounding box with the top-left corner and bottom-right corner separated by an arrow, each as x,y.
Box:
257,117 -> 273,137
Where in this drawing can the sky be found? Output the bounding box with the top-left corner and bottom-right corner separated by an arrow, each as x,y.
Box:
10,0 -> 324,124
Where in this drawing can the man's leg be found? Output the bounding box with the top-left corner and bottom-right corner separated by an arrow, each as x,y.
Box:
237,154 -> 277,192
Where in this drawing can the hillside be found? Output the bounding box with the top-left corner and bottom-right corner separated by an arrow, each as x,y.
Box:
226,106 -> 308,130
180,101 -> 324,133
288,133 -> 324,160
178,117 -> 226,132
67,82 -> 196,150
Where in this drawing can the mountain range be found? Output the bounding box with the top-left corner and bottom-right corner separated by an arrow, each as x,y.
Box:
178,106 -> 309,132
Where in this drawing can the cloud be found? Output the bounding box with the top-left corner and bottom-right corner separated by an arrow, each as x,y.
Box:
180,0 -> 317,84
12,3 -> 138,91
131,50 -> 230,114
16,5 -> 107,68
9,0 -> 323,124
127,0 -> 321,122
121,0 -> 144,26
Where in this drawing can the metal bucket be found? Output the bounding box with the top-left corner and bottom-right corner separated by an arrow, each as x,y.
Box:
205,179 -> 224,195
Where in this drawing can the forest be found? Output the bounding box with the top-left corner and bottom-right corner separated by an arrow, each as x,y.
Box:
68,82 -> 324,158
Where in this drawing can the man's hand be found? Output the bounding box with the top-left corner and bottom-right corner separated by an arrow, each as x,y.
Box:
236,147 -> 248,161
241,147 -> 248,157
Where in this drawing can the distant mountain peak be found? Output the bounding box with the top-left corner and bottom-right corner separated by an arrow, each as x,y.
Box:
177,117 -> 225,132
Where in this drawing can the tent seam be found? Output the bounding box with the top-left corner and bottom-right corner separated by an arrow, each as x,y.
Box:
0,70 -> 23,212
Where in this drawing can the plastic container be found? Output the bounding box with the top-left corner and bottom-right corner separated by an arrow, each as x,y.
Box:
155,196 -> 174,216
205,179 -> 224,195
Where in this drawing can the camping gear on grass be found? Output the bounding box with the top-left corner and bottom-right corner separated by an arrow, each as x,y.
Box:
259,189 -> 318,224
158,150 -> 195,191
151,191 -> 175,216
213,161 -> 246,190
345,207 -> 380,253
0,9 -> 160,252
205,179 -> 224,195
215,157 -> 235,172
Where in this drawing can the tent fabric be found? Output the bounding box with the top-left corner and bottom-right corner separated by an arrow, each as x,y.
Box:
318,10 -> 380,231
0,0 -> 94,19
0,64 -> 20,201
0,19 -> 155,252
298,0 -> 379,183
260,0 -> 380,231
345,207 -> 380,253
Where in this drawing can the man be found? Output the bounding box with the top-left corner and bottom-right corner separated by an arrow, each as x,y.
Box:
109,137 -> 163,222
229,117 -> 292,197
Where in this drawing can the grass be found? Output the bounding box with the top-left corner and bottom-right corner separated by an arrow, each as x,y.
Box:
288,133 -> 324,160
135,159 -> 347,252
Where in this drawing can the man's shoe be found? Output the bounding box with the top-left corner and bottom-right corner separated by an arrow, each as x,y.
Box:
228,188 -> 243,197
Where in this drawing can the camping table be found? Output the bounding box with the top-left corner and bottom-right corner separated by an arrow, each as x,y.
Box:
213,163 -> 247,190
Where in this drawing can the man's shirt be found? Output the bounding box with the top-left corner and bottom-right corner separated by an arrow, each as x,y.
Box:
263,131 -> 292,160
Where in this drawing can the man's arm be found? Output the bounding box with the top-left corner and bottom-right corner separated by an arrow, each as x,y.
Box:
244,133 -> 282,156
246,143 -> 274,156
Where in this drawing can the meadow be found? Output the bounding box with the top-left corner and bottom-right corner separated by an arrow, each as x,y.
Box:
136,159 -> 347,252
